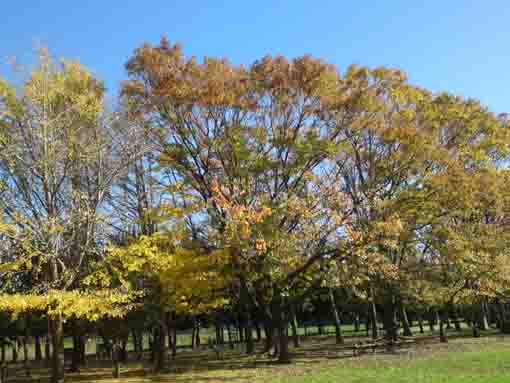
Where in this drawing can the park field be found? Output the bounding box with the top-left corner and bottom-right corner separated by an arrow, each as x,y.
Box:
6,334 -> 510,383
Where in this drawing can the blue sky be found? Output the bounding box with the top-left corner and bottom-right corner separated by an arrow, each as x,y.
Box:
1,1 -> 509,112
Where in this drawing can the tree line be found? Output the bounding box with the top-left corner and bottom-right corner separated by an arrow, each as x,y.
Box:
1,38 -> 510,382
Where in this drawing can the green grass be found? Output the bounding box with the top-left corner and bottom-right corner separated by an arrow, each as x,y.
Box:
269,337 -> 510,383
5,333 -> 510,383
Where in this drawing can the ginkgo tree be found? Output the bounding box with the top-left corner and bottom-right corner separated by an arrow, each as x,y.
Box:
0,50 -> 145,382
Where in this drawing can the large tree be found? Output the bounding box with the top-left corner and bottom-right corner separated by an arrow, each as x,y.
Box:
0,51 -> 143,382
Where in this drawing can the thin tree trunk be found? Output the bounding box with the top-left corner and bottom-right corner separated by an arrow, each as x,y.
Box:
428,310 -> 435,332
171,313 -> 177,358
1,340 -> 5,363
329,289 -> 344,344
399,304 -> 413,337
49,316 -> 65,383
480,302 -> 489,331
70,333 -> 82,373
112,341 -> 120,379
11,338 -> 18,362
153,317 -> 168,372
195,320 -> 201,348
439,310 -> 448,343
35,336 -> 43,361
275,294 -> 290,363
255,323 -> 261,342
44,335 -> 51,367
263,321 -> 274,353
370,294 -> 379,340
289,303 -> 300,348
383,291 -> 398,342
354,314 -> 361,332
450,307 -> 462,331
417,314 -> 424,334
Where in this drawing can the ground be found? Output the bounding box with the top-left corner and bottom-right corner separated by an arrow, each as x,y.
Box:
5,330 -> 510,382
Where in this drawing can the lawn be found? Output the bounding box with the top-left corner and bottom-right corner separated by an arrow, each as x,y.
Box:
6,333 -> 510,382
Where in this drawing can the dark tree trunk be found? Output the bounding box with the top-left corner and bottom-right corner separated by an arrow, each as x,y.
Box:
450,307 -> 462,331
244,318 -> 254,354
35,336 -> 43,361
255,323 -> 261,342
1,340 -> 5,363
370,296 -> 379,340
399,304 -> 413,337
11,339 -> 18,362
289,303 -> 300,348
428,310 -> 436,332
70,335 -> 82,372
439,310 -> 448,343
132,331 -> 142,361
171,313 -> 177,358
44,335 -> 51,367
329,289 -> 344,344
317,320 -> 324,335
238,317 -> 245,343
263,321 -> 274,353
417,314 -> 424,334
274,294 -> 290,363
195,320 -> 201,348
215,324 -> 223,345
153,317 -> 169,372
480,302 -> 489,331
120,339 -> 127,363
354,314 -> 361,332
472,308 -> 481,337
445,313 -> 452,330
49,316 -> 65,383
112,341 -> 121,379
383,291 -> 398,342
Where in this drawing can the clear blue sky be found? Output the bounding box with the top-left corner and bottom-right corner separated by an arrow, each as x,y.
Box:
1,1 -> 509,112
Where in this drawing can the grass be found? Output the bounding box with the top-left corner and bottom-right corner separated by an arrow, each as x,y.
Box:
269,337 -> 510,383
4,331 -> 510,382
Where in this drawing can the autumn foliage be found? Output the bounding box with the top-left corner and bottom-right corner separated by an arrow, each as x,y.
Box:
1,38 -> 510,378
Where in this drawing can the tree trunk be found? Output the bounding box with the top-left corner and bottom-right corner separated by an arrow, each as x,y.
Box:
383,291 -> 398,342
132,331 -> 141,361
70,334 -> 82,373
289,304 -> 300,348
120,339 -> 127,363
445,313 -> 452,330
171,314 -> 177,358
1,340 -> 5,363
370,296 -> 379,340
11,339 -> 18,362
49,316 -> 65,383
35,336 -> 43,361
275,294 -> 290,363
329,289 -> 344,344
112,341 -> 120,379
480,302 -> 489,331
195,320 -> 201,348
238,317 -> 245,343
439,310 -> 448,343
44,335 -> 51,367
215,324 -> 223,345
428,310 -> 435,332
417,314 -> 424,334
263,321 -> 274,353
153,319 -> 168,372
354,314 -> 361,332
399,304 -> 413,337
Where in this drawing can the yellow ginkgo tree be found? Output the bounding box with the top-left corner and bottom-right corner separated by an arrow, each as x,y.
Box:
0,50 -> 145,382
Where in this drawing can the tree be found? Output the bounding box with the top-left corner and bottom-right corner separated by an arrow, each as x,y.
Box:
0,50 -> 143,382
